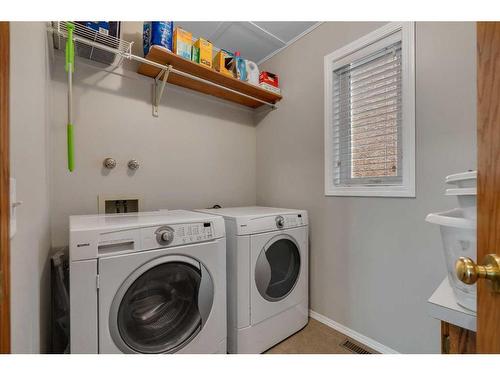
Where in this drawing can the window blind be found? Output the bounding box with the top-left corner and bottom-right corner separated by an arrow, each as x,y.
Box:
332,41 -> 403,186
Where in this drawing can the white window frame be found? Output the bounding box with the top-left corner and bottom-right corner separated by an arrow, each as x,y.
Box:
324,22 -> 415,197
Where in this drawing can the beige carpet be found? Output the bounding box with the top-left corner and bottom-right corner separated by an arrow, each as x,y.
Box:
265,318 -> 375,354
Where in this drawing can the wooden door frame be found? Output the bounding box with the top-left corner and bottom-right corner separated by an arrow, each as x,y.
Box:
477,22 -> 500,353
0,21 -> 10,354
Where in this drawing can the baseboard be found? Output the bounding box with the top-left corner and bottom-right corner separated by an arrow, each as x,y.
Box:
309,309 -> 399,354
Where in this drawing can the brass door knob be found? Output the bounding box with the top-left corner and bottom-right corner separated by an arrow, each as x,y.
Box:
455,254 -> 500,292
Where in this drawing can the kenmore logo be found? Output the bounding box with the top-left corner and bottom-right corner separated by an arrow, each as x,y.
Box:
77,243 -> 90,247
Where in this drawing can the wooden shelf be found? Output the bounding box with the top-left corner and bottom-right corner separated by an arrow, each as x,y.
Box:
137,46 -> 282,109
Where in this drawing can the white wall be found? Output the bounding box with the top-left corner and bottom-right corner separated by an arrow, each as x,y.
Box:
9,22 -> 51,353
256,22 -> 477,353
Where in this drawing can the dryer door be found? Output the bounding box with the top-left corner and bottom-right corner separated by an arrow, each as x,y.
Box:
108,255 -> 214,354
255,235 -> 301,302
251,227 -> 308,326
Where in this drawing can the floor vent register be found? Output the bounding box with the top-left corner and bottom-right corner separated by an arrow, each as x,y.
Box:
339,339 -> 373,354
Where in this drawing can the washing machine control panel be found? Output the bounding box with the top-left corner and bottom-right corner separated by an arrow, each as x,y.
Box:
170,222 -> 214,245
141,221 -> 215,250
71,212 -> 225,261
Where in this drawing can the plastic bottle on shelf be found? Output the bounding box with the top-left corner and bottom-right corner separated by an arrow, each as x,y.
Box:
246,60 -> 259,85
233,51 -> 247,81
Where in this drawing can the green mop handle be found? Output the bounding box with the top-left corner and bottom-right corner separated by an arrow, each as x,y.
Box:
65,22 -> 75,172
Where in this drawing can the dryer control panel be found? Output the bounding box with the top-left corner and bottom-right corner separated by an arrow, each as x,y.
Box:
238,212 -> 308,235
195,207 -> 309,236
276,214 -> 305,228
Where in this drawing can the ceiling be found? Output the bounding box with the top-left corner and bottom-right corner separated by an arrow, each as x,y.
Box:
175,22 -> 321,64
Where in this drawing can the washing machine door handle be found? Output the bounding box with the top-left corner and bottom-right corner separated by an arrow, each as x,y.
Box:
198,263 -> 215,326
255,252 -> 272,297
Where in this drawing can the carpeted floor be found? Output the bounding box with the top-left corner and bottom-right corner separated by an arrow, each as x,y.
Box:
265,318 -> 375,354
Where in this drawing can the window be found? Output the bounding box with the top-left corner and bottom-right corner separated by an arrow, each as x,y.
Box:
324,22 -> 415,197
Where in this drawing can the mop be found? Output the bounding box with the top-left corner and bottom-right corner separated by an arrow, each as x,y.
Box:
65,22 -> 75,171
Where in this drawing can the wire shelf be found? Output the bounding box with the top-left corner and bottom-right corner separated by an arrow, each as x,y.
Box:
47,22 -> 280,114
50,21 -> 133,67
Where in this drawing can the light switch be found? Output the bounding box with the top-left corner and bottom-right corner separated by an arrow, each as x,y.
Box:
10,178 -> 22,238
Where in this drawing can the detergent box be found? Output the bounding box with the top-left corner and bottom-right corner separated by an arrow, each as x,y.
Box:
213,49 -> 234,77
173,27 -> 193,60
191,38 -> 213,68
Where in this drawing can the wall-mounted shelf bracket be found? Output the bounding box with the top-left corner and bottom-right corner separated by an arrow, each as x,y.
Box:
153,65 -> 172,117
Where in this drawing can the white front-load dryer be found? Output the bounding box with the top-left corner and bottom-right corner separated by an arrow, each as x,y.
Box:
69,210 -> 226,354
250,226 -> 307,326
196,206 -> 308,353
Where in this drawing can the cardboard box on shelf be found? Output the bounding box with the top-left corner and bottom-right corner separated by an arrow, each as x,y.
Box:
259,71 -> 279,88
213,49 -> 234,78
192,38 -> 213,68
259,82 -> 281,95
173,27 -> 193,60
78,21 -> 110,35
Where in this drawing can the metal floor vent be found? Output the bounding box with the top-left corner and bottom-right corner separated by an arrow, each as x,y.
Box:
340,339 -> 373,354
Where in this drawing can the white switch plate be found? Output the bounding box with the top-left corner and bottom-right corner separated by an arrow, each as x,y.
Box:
10,178 -> 18,238
10,178 -> 22,238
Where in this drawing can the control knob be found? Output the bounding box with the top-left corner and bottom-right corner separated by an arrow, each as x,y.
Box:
275,215 -> 285,229
156,226 -> 174,245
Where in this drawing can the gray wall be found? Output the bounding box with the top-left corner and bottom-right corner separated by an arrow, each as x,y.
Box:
256,22 -> 477,353
48,23 -> 257,247
9,22 -> 51,353
9,21 -> 476,354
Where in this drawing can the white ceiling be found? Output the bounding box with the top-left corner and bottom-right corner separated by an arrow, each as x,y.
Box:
175,22 -> 321,64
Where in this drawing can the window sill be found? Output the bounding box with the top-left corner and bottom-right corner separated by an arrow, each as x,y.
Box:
325,186 -> 415,198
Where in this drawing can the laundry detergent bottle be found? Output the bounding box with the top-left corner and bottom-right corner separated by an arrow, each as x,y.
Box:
234,51 -> 247,81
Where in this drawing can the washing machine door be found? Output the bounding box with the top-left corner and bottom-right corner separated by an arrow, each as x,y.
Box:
255,234 -> 301,302
109,255 -> 214,354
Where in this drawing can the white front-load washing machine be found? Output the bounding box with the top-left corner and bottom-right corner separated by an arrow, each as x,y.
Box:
69,210 -> 226,354
196,206 -> 308,353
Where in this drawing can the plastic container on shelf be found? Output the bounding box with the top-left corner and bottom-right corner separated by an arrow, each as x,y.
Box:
143,22 -> 173,56
445,187 -> 477,221
445,170 -> 477,221
232,51 -> 247,81
246,60 -> 259,85
425,208 -> 477,311
445,170 -> 477,188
